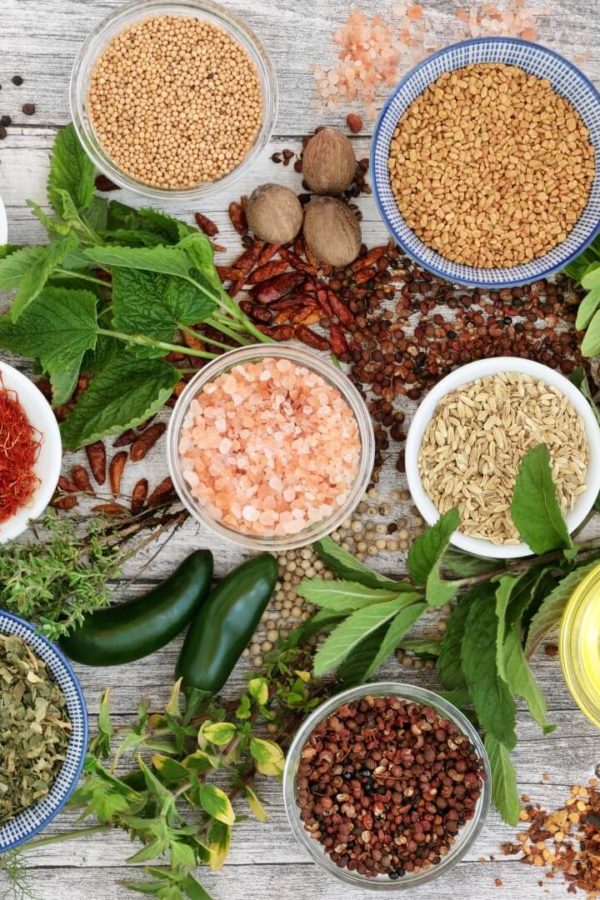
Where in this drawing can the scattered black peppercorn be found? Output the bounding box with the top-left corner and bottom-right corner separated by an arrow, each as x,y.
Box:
12,76 -> 23,86
22,103 -> 36,116
0,115 -> 11,127
0,126 -> 6,140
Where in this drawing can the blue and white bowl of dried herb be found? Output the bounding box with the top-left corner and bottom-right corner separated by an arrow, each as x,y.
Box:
0,611 -> 88,852
371,37 -> 600,288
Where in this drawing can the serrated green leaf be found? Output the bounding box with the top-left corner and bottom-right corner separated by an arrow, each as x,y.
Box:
407,508 -> 460,605
0,286 -> 97,403
85,244 -> 193,279
437,594 -> 469,691
461,585 -> 517,750
197,784 -> 234,826
105,228 -> 166,248
337,624 -> 389,687
442,547 -> 499,578
106,201 -> 194,244
485,734 -> 521,826
60,355 -> 180,449
178,233 -> 220,292
364,601 -> 426,678
313,598 -> 406,676
83,196 -> 109,233
26,199 -> 72,236
48,123 -> 95,213
295,579 -> 406,611
313,536 -> 403,589
111,267 -> 216,356
511,444 -> 573,555
525,560 -> 599,657
501,627 -> 553,733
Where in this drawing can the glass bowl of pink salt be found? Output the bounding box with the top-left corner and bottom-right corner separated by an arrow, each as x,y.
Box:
167,343 -> 375,550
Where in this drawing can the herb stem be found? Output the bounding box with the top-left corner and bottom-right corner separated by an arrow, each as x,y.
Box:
98,328 -> 217,360
178,324 -> 241,352
54,269 -> 108,288
23,824 -> 112,851
204,317 -> 251,345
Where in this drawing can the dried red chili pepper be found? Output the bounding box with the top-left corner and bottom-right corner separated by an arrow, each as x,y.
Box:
216,265 -> 242,281
354,266 -> 377,285
256,324 -> 295,341
269,294 -> 306,311
85,442 -> 106,486
327,289 -> 354,326
113,428 -> 137,448
181,329 -> 204,351
350,245 -> 387,272
228,201 -> 248,235
147,476 -> 175,508
315,288 -> 333,317
51,495 -> 78,510
71,465 -> 94,495
130,423 -> 166,462
92,503 -> 129,516
58,476 -> 78,494
239,300 -> 273,324
291,306 -> 321,325
253,272 -> 305,304
194,211 -> 219,237
278,247 -> 317,275
131,478 -> 149,515
109,451 -> 128,497
329,322 -> 349,356
295,325 -> 330,351
74,374 -> 89,398
256,243 -> 279,266
247,259 -> 290,284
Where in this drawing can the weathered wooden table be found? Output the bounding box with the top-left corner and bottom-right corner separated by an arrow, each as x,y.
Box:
1,0 -> 599,897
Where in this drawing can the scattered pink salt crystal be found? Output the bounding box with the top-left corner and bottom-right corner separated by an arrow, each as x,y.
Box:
178,357 -> 361,539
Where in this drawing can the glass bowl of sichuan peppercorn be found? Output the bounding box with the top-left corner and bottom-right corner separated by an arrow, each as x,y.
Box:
70,0 -> 278,201
283,683 -> 491,889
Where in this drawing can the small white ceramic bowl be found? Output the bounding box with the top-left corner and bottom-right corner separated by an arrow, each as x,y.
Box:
0,362 -> 62,542
0,193 -> 7,244
405,358 -> 600,559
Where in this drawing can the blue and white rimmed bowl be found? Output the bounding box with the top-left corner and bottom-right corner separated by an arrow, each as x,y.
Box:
0,612 -> 88,853
371,37 -> 600,289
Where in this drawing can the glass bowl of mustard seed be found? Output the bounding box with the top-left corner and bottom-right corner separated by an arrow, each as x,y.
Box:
70,0 -> 278,200
284,683 -> 491,890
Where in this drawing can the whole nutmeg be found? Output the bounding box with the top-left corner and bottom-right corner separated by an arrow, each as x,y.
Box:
246,183 -> 304,244
302,127 -> 356,194
303,197 -> 361,267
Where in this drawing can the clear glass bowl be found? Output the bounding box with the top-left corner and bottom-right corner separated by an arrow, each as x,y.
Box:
166,343 -> 375,551
283,683 -> 491,891
70,0 -> 278,201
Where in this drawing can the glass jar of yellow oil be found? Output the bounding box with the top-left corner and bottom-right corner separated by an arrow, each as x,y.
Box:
560,564 -> 600,728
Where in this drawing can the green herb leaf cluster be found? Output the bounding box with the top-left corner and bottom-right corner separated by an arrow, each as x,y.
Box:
301,445 -> 600,825
0,125 -> 270,449
564,240 -> 600,355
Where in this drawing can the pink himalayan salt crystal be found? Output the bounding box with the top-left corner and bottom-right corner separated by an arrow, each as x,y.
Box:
179,358 -> 361,538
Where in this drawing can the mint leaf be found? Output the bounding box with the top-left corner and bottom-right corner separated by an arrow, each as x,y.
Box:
511,444 -> 573,555
338,625 -> 389,687
47,124 -> 95,214
0,286 -> 97,404
107,201 -> 195,243
364,602 -> 426,678
60,355 -> 180,449
83,197 -> 109,233
495,574 -> 518,681
313,599 -> 405,677
442,548 -> 499,578
84,244 -> 193,279
461,585 -> 517,750
582,309 -> 600,357
105,229 -> 166,248
525,560 -> 599,658
314,536 -> 402,590
0,246 -> 48,290
112,268 -> 216,356
437,593 -> 469,690
295,579 -> 407,612
407,508 -> 460,605
178,233 -> 220,292
26,200 -> 72,237
502,626 -> 553,733
485,734 -> 520,826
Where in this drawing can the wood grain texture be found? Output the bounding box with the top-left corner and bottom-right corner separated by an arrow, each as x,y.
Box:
1,0 -> 600,898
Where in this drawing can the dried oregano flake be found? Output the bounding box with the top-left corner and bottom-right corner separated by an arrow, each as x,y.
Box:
0,634 -> 71,824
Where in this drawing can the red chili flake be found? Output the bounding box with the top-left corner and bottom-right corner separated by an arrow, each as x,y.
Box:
0,375 -> 41,524
228,201 -> 248,235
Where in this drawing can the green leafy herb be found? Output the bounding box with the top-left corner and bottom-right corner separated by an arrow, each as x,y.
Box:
313,536 -> 401,589
511,444 -> 574,555
363,602 -> 426,678
525,559 -> 600,657
295,579 -> 405,611
47,124 -> 95,215
407,508 -> 460,605
485,734 -> 520,826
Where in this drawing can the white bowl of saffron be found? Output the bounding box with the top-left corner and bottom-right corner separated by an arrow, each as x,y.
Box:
0,362 -> 62,543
